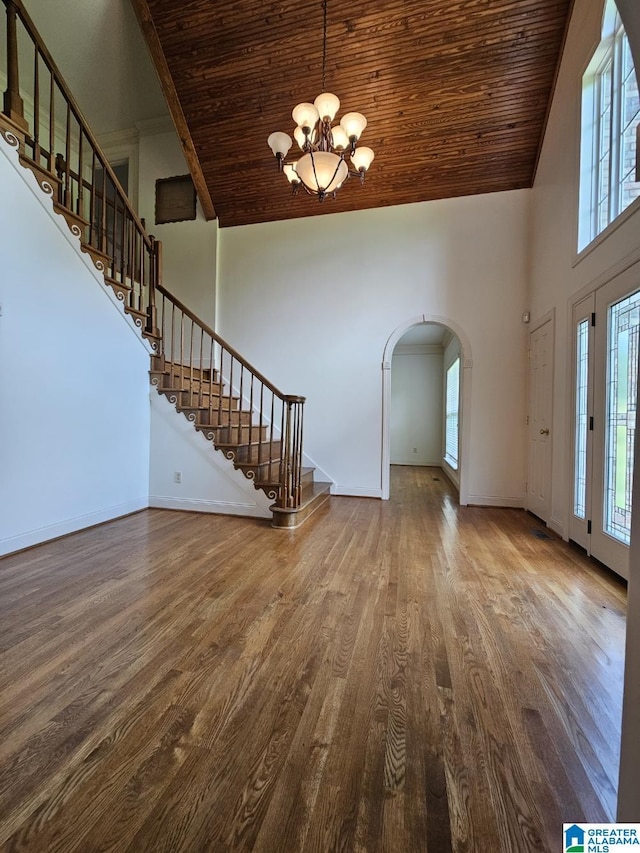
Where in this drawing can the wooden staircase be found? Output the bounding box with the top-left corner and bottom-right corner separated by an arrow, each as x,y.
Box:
149,353 -> 331,528
0,0 -> 331,529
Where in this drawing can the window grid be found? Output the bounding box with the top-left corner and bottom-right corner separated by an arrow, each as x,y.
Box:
605,292 -> 640,545
445,359 -> 460,469
574,319 -> 589,519
585,8 -> 639,244
620,36 -> 640,209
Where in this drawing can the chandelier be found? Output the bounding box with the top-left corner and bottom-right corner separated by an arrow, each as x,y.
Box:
266,0 -> 374,202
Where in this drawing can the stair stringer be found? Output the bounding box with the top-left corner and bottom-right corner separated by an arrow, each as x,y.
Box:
0,129 -> 155,355
149,392 -> 272,519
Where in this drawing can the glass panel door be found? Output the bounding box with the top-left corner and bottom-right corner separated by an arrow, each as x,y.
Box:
575,320 -> 590,518
569,295 -> 595,551
604,291 -> 639,545
591,273 -> 640,579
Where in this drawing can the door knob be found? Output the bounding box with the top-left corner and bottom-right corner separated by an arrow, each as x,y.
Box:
539,428 -> 550,435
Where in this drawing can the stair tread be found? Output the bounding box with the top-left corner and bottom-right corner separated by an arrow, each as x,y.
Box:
104,275 -> 132,291
174,400 -> 237,409
270,482 -> 332,529
215,439 -> 279,449
234,459 -> 282,468
289,481 -> 331,510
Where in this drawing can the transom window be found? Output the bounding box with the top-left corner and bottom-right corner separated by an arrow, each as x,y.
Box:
579,0 -> 640,251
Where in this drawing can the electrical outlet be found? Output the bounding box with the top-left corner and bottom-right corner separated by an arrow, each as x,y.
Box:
413,447 -> 417,454
174,471 -> 182,484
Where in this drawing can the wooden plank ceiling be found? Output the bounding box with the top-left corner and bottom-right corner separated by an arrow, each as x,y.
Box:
133,0 -> 573,228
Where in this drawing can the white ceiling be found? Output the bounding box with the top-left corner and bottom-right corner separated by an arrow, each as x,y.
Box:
396,324 -> 448,347
23,0 -> 168,135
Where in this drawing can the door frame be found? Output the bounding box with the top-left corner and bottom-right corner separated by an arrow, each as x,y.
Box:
381,314 -> 473,503
568,293 -> 596,552
567,257 -> 640,579
526,310 -> 556,523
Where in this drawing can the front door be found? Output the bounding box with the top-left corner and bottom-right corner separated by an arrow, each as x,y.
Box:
569,269 -> 640,580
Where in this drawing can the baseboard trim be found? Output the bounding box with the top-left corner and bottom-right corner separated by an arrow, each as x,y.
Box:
149,495 -> 271,519
549,515 -> 567,540
466,494 -> 525,508
391,460 -> 443,467
0,498 -> 149,557
331,486 -> 382,499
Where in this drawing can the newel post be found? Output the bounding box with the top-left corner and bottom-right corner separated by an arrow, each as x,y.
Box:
282,398 -> 294,508
2,0 -> 28,133
281,396 -> 305,509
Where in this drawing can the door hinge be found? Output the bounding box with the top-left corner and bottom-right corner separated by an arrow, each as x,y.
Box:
589,416 -> 594,431
526,415 -> 530,425
587,519 -> 592,534
591,312 -> 596,327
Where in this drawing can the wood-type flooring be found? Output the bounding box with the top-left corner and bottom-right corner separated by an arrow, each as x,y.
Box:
0,467 -> 627,852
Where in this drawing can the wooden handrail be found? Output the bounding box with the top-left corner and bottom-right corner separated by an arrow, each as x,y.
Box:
1,0 -> 305,509
4,0 -> 152,249
156,284 -> 305,508
155,282 -> 305,404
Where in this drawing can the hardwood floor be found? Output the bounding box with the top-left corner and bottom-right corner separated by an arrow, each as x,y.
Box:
0,467 -> 626,852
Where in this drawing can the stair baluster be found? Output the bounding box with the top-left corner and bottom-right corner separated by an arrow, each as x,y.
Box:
1,0 -> 314,519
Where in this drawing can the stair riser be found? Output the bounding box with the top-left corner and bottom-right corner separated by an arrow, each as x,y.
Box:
168,386 -> 226,404
157,389 -> 239,412
271,491 -> 331,529
237,461 -> 283,480
198,410 -> 252,427
227,442 -> 282,464
149,372 -> 224,397
215,425 -> 269,444
178,391 -> 238,411
151,356 -> 219,382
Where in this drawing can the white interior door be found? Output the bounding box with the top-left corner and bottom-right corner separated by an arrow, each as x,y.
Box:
527,316 -> 554,523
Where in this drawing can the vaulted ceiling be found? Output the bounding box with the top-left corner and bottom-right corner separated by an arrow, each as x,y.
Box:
131,0 -> 573,228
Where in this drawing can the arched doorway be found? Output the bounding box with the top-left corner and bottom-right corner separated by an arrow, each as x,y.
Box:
381,315 -> 472,502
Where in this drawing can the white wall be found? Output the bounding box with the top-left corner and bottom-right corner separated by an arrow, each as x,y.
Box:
21,0 -> 168,135
528,0 -> 640,818
148,394 -> 271,518
218,191 -> 529,503
137,126 -> 218,328
529,0 -> 640,539
0,137 -> 150,556
390,347 -> 443,466
133,126 -> 261,513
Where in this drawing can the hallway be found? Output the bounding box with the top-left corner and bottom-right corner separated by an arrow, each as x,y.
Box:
0,467 -> 626,851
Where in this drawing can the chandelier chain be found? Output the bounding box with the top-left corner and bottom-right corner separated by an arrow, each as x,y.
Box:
322,0 -> 327,92
266,0 -> 374,201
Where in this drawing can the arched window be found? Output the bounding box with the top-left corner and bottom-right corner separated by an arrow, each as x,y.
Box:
579,0 -> 640,251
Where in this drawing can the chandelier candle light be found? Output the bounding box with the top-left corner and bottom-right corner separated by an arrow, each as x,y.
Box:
266,1 -> 374,201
